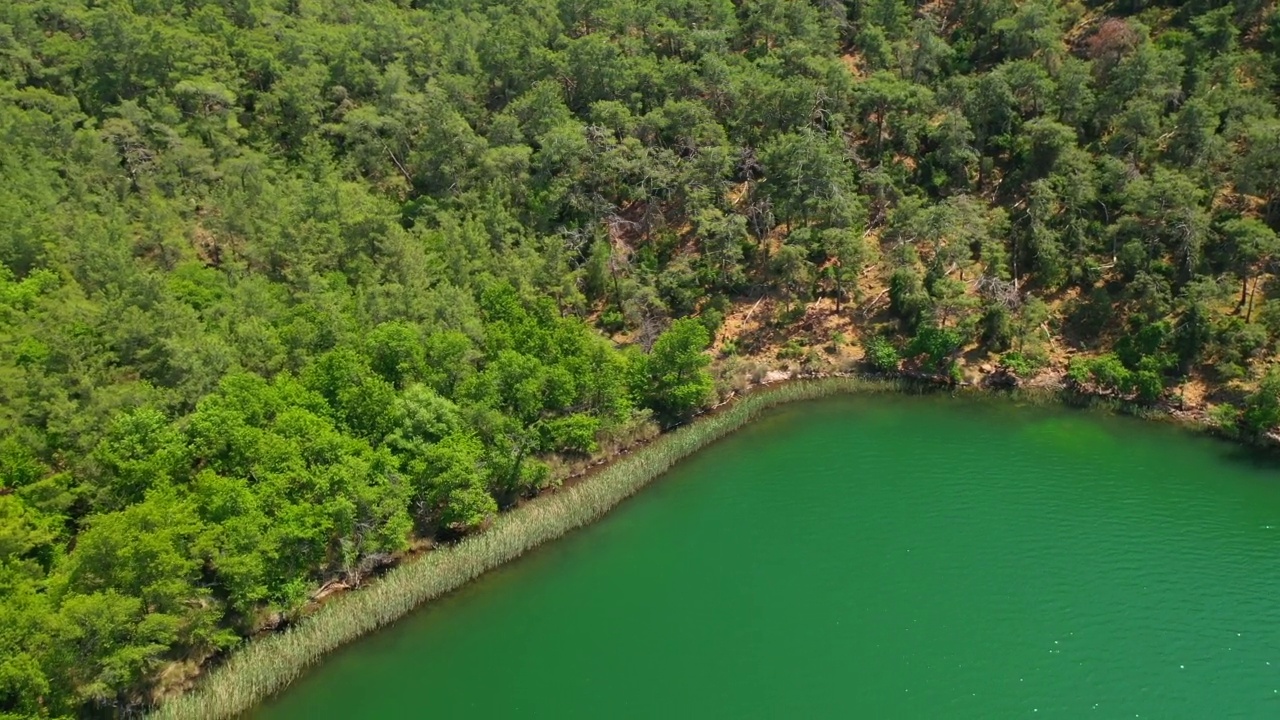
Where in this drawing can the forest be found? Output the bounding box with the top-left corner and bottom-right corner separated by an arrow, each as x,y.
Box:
2,0 -> 1280,716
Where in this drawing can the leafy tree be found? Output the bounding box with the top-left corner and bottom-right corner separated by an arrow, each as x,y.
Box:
364,322 -> 426,390
415,434 -> 496,533
1239,367 -> 1280,438
864,335 -> 901,373
305,350 -> 401,442
543,414 -> 601,455
633,319 -> 714,419
907,325 -> 965,373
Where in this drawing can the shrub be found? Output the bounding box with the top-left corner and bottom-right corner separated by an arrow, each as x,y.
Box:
1129,369 -> 1164,404
543,414 -> 601,455
1066,356 -> 1091,386
601,309 -> 625,333
777,339 -> 806,360
1088,353 -> 1130,391
1208,403 -> 1239,433
863,336 -> 900,373
980,306 -> 1013,351
999,351 -> 1037,378
1240,368 -> 1280,437
906,325 -> 964,372
888,268 -> 930,330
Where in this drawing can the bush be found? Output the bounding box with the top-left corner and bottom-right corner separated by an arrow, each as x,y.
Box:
601,309 -> 625,333
774,304 -> 806,326
1215,361 -> 1247,381
1068,353 -> 1164,403
1115,320 -> 1171,369
906,325 -> 964,372
713,356 -> 755,397
863,336 -> 900,373
1067,287 -> 1115,345
543,414 -> 601,455
1208,403 -> 1239,433
1066,356 -> 1092,386
889,268 -> 930,330
1129,369 -> 1164,404
828,331 -> 847,353
980,306 -> 1013,351
1240,368 -> 1280,437
1088,353 -> 1130,390
999,351 -> 1037,378
777,339 -> 806,360
699,306 -> 725,338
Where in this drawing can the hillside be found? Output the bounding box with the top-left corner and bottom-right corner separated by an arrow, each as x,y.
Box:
3,0 -> 1280,715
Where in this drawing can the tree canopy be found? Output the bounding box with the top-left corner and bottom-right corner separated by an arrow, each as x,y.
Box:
2,0 -> 1280,715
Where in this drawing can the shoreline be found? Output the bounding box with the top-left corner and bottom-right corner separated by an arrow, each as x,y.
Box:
150,372 -> 1274,720
151,377 -> 900,720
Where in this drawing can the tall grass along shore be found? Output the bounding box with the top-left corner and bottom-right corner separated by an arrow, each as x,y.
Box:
153,378 -> 901,720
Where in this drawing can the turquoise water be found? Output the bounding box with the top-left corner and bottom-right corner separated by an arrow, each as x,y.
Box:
256,395 -> 1280,718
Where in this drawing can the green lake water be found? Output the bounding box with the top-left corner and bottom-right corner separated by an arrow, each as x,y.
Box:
255,395 -> 1280,718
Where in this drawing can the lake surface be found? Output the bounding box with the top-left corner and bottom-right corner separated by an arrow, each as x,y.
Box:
256,394 -> 1280,718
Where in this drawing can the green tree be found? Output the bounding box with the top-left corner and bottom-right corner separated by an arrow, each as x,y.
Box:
864,335 -> 901,373
364,322 -> 426,390
1219,218 -> 1279,322
304,350 -> 401,442
1239,367 -> 1280,438
416,433 -> 496,533
634,319 -> 714,419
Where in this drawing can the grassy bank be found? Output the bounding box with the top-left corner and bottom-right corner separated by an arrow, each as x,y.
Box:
153,377 -> 903,720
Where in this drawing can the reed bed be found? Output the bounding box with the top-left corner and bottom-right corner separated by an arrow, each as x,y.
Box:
153,377 -> 900,720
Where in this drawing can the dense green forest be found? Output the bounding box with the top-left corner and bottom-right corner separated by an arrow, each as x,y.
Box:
3,0 -> 1280,715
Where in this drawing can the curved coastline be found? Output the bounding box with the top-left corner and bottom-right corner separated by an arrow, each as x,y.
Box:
155,377 -> 903,719
151,374 -> 1265,720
